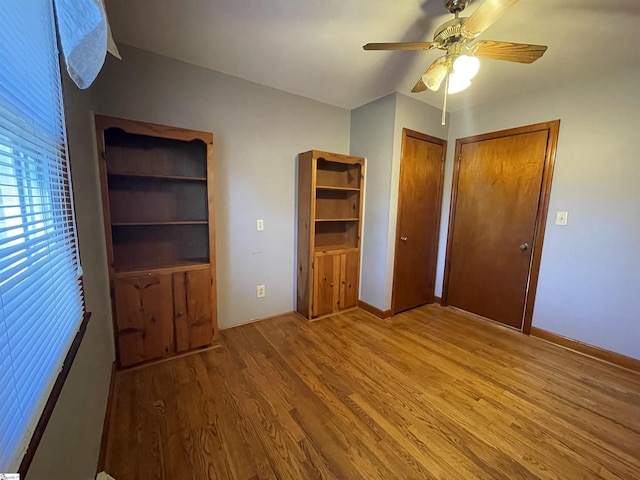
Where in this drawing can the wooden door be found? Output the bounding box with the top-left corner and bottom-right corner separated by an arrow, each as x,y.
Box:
114,274 -> 174,366
392,129 -> 446,313
313,253 -> 340,317
340,251 -> 359,309
173,269 -> 213,352
443,121 -> 560,330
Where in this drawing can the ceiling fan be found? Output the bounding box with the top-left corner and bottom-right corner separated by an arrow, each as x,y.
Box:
363,0 -> 547,99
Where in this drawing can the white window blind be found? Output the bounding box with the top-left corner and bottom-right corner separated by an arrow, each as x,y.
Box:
0,0 -> 84,472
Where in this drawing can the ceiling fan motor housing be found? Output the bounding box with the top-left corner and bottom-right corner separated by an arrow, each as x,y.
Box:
433,18 -> 468,48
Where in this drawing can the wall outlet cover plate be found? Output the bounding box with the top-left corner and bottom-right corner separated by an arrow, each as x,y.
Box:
97,472 -> 117,480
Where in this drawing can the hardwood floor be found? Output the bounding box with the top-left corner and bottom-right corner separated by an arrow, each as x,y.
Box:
104,305 -> 640,479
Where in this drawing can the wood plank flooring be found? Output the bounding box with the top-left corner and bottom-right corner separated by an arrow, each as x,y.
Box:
104,305 -> 640,479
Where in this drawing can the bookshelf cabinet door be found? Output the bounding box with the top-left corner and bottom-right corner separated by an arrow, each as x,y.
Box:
114,274 -> 175,366
173,269 -> 214,352
313,254 -> 340,317
340,251 -> 360,310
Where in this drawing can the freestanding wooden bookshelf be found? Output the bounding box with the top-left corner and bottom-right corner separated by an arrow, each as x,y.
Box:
297,151 -> 365,319
95,115 -> 217,367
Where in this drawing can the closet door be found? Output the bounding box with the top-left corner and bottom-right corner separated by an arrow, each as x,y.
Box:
392,129 -> 446,314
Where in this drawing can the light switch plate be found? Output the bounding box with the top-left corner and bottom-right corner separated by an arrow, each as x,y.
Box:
555,211 -> 568,226
257,219 -> 264,231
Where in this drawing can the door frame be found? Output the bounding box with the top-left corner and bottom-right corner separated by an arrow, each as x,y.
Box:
391,128 -> 447,314
441,120 -> 560,333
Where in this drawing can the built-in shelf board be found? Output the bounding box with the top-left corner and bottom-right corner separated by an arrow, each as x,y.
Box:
112,221 -> 208,227
315,218 -> 359,222
314,245 -> 359,254
114,258 -> 211,277
108,172 -> 207,182
316,185 -> 360,192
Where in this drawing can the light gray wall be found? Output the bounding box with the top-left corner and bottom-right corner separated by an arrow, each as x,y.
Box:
27,77 -> 114,478
387,94 -> 448,308
350,94 -> 396,309
441,65 -> 640,360
351,93 -> 448,311
92,45 -> 351,328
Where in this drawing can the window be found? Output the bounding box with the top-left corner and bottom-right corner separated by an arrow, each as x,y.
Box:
0,0 -> 84,472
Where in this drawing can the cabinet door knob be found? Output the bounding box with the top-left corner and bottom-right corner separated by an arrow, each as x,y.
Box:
400,236 -> 408,241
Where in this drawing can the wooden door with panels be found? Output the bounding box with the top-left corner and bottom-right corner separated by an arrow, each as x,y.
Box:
392,129 -> 447,314
442,120 -> 560,332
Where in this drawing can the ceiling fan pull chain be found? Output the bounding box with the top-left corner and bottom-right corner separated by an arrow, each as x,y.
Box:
442,72 -> 450,126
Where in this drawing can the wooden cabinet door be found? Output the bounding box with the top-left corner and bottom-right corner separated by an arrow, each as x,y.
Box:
114,274 -> 174,367
173,269 -> 214,352
340,251 -> 359,310
313,254 -> 340,317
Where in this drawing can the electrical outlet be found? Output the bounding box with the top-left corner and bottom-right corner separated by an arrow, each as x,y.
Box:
256,284 -> 265,298
97,473 -> 117,480
257,219 -> 264,231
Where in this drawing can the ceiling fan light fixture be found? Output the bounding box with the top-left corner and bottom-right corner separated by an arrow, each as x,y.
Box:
363,0 -> 548,107
422,62 -> 448,91
452,54 -> 480,80
447,73 -> 472,94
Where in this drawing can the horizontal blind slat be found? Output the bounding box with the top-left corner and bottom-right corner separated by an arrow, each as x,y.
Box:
0,233 -> 77,273
4,271 -> 80,324
1,248 -> 79,298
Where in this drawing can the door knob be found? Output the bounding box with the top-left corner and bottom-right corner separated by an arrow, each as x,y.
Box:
519,243 -> 529,251
400,236 -> 408,241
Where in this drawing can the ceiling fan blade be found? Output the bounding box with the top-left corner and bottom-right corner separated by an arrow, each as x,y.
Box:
363,42 -> 438,51
462,0 -> 520,37
411,77 -> 428,93
469,41 -> 548,63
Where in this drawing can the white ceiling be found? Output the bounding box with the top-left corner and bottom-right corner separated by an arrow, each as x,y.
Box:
106,0 -> 640,111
